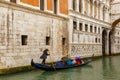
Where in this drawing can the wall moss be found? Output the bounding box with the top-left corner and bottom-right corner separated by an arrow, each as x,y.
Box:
0,65 -> 34,75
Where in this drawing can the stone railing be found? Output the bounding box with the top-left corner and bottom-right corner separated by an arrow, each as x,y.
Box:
70,43 -> 102,57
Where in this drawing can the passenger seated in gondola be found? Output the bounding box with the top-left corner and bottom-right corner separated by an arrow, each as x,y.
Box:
67,60 -> 73,65
75,56 -> 82,65
55,61 -> 64,68
61,54 -> 71,65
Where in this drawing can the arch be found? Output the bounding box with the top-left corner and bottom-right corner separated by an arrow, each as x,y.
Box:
112,18 -> 120,27
102,29 -> 107,56
109,30 -> 114,56
98,3 -> 101,19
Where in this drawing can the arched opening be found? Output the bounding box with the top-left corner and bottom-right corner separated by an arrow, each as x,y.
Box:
102,29 -> 107,56
112,18 -> 120,27
90,0 -> 93,16
103,6 -> 106,21
111,18 -> 120,55
98,3 -> 100,19
109,31 -> 113,56
94,1 -> 97,18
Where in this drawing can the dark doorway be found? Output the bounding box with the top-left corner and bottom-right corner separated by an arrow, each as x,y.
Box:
102,30 -> 107,56
62,37 -> 66,55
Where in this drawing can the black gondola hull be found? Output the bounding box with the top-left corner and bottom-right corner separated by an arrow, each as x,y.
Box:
31,58 -> 93,71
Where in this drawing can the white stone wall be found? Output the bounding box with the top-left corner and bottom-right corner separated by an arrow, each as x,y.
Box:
111,0 -> 120,23
0,2 -> 68,68
68,0 -> 111,57
110,0 -> 120,54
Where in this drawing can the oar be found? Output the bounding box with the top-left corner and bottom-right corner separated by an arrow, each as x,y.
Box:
49,53 -> 56,70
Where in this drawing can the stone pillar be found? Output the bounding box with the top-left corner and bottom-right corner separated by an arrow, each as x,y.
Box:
57,0 -> 60,14
77,20 -> 79,30
100,4 -> 104,20
106,8 -> 110,22
76,0 -> 79,12
69,19 -> 73,43
93,25 -> 95,33
68,19 -> 73,56
92,2 -> 94,17
88,23 -> 90,32
69,0 -> 73,10
82,0 -> 85,14
44,0 -> 47,11
106,30 -> 111,55
96,5 -> 98,19
82,22 -> 85,31
88,1 -> 90,16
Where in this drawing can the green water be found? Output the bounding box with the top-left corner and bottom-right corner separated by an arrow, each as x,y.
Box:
0,56 -> 120,80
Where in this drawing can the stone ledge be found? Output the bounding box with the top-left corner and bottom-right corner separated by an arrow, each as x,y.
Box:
0,65 -> 34,75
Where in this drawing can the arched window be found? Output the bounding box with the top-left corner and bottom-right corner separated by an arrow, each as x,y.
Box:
73,0 -> 76,11
98,3 -> 101,19
94,26 -> 97,33
98,27 -> 100,34
85,24 -> 88,32
79,23 -> 83,31
73,21 -> 77,30
79,0 -> 82,13
103,6 -> 106,21
90,25 -> 93,32
54,0 -> 58,14
40,0 -> 44,10
94,1 -> 97,18
90,0 -> 93,16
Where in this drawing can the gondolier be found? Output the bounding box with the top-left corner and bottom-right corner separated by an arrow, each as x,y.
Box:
40,49 -> 50,64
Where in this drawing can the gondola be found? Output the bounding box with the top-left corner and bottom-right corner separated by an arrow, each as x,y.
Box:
31,55 -> 94,71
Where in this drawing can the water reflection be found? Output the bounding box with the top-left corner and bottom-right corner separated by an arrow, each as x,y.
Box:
35,65 -> 93,80
102,57 -> 118,80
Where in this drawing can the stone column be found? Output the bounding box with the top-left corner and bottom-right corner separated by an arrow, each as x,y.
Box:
88,0 -> 90,16
92,2 -> 94,17
82,22 -> 85,31
96,5 -> 98,19
77,20 -> 79,30
100,4 -> 104,20
93,25 -> 95,33
69,0 -> 73,10
68,19 -> 73,56
106,30 -> 111,55
44,0 -> 47,11
82,0 -> 85,14
76,0 -> 79,12
88,23 -> 90,32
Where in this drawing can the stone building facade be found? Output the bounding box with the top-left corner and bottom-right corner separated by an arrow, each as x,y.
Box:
68,0 -> 111,57
0,0 -> 119,69
110,0 -> 120,54
0,0 -> 68,68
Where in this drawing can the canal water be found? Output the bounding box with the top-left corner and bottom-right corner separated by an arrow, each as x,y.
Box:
0,55 -> 120,80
